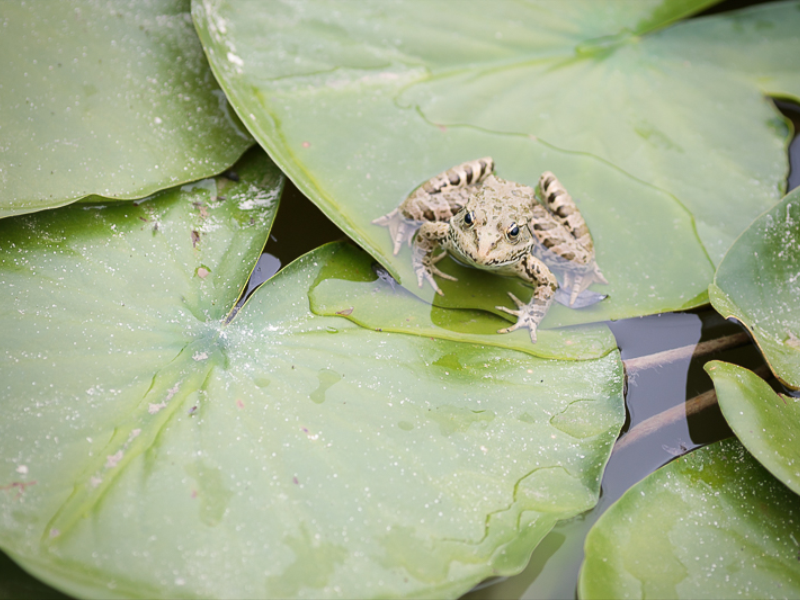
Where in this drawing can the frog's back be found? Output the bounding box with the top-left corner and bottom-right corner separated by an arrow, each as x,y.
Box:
471,175 -> 536,222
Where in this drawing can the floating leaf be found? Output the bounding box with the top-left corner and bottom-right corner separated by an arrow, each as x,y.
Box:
192,0 -> 718,330
579,438 -> 800,600
399,1 -> 798,264
706,360 -> 800,496
308,242 -> 618,360
0,152 -> 624,598
0,0 -> 253,218
709,186 -> 800,389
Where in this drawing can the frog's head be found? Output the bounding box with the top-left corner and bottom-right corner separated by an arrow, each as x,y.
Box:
449,178 -> 536,268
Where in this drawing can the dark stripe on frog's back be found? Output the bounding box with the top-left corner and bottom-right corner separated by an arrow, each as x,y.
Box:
422,157 -> 494,195
400,157 -> 494,223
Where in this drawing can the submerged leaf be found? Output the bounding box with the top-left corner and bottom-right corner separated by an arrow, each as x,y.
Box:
706,361 -> 800,496
0,154 -> 624,597
709,186 -> 800,389
192,0 -> 717,329
579,438 -> 800,600
0,0 -> 253,218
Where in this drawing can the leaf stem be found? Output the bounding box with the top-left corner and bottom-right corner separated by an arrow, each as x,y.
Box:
614,363 -> 770,453
622,332 -> 750,376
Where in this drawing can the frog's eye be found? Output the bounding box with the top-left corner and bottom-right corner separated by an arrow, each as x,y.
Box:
506,223 -> 520,239
464,211 -> 476,227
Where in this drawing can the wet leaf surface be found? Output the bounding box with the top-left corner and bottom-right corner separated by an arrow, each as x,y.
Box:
579,438 -> 800,600
0,149 -> 624,598
191,0 -> 718,329
308,242 -> 618,361
0,0 -> 253,218
709,186 -> 800,389
706,360 -> 800,496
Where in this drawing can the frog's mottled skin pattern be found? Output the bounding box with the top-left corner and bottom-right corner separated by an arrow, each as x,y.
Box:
372,157 -> 494,252
372,158 -> 607,342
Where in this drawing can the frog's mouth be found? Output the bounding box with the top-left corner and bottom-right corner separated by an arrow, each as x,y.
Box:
449,246 -> 526,270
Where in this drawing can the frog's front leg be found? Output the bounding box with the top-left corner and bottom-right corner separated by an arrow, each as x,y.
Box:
495,254 -> 558,343
412,222 -> 457,295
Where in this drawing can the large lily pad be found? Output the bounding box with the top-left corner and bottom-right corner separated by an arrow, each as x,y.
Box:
0,152 -> 624,598
192,0 -> 718,330
579,438 -> 800,599
400,0 -> 797,265
709,186 -> 800,389
706,360 -> 800,496
0,0 -> 253,219
307,242 -> 618,361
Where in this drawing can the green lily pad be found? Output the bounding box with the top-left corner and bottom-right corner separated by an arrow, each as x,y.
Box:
650,1 -> 800,102
192,0 -> 716,330
308,242 -> 617,361
0,0 -> 253,219
0,154 -> 624,598
579,438 -> 800,600
399,0 -> 797,265
709,187 -> 800,389
706,360 -> 800,497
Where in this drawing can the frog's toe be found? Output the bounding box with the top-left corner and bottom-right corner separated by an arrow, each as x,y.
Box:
562,265 -> 608,306
372,209 -> 420,255
495,304 -> 520,317
496,321 -> 520,334
496,319 -> 538,343
430,265 -> 457,282
417,268 -> 445,296
555,287 -> 607,308
506,291 -> 527,309
594,265 -> 609,285
427,252 -> 456,282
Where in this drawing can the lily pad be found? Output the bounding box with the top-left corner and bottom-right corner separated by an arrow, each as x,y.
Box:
0,153 -> 624,598
706,360 -> 800,496
709,187 -> 800,389
308,242 -> 618,361
0,0 -> 253,219
579,438 -> 800,600
192,0 -> 716,330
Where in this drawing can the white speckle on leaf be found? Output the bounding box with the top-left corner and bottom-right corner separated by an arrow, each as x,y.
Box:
105,451 -> 123,469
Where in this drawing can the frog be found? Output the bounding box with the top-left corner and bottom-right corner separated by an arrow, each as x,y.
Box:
372,157 -> 607,342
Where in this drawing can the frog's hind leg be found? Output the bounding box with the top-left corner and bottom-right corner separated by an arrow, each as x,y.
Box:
372,157 -> 494,255
535,172 -> 608,304
562,266 -> 609,307
537,171 -> 595,253
495,254 -> 558,343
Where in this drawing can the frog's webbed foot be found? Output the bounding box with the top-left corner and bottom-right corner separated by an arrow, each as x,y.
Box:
413,250 -> 457,296
562,264 -> 608,307
372,208 -> 421,255
411,222 -> 456,296
555,286 -> 607,309
495,292 -> 543,343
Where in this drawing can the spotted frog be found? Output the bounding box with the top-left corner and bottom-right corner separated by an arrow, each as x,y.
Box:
373,158 -> 607,342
